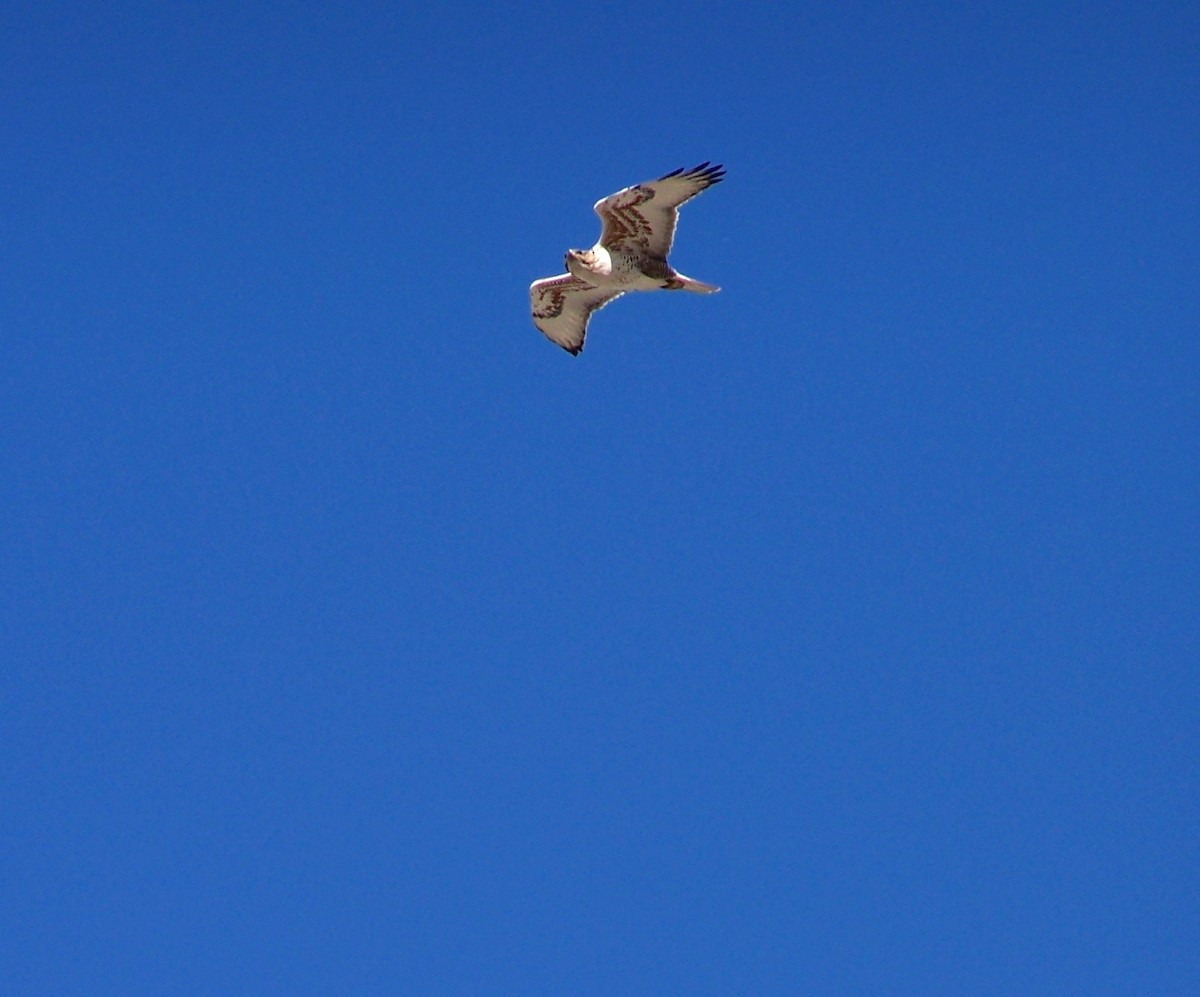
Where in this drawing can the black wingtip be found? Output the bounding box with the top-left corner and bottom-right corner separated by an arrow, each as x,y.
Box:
662,161 -> 726,186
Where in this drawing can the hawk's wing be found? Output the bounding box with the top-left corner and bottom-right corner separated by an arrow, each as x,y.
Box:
594,162 -> 725,257
529,274 -> 624,355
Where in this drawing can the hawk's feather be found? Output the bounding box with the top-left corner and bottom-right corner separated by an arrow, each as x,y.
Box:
595,162 -> 725,258
529,275 -> 624,356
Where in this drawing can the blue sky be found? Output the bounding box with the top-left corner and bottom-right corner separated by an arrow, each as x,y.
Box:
3,1 -> 1198,992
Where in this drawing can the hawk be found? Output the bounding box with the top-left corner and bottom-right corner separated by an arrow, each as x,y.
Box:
530,162 -> 725,355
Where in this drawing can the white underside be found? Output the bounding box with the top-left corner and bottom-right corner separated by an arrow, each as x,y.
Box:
567,245 -> 664,291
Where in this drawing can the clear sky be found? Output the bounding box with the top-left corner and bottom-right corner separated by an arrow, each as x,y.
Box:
3,2 -> 1198,992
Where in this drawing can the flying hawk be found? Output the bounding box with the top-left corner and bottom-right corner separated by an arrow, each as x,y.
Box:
530,162 -> 725,355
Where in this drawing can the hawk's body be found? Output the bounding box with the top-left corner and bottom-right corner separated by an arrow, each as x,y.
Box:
530,163 -> 725,355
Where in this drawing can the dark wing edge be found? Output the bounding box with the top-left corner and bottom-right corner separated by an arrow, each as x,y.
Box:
651,162 -> 726,210
657,162 -> 726,190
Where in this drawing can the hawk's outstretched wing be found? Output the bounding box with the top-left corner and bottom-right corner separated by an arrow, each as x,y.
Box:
594,162 -> 725,258
529,275 -> 624,355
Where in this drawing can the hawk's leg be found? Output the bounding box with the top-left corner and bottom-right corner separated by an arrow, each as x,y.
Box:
639,257 -> 679,288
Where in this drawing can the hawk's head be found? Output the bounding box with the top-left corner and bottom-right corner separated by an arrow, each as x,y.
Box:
565,248 -> 594,281
565,247 -> 611,284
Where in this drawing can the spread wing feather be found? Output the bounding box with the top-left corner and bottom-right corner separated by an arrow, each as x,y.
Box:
529,275 -> 624,356
594,162 -> 725,257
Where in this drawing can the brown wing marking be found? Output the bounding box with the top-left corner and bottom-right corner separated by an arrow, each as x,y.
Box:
529,274 -> 624,355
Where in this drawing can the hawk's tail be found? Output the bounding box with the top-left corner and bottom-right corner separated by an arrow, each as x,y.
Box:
674,274 -> 720,294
